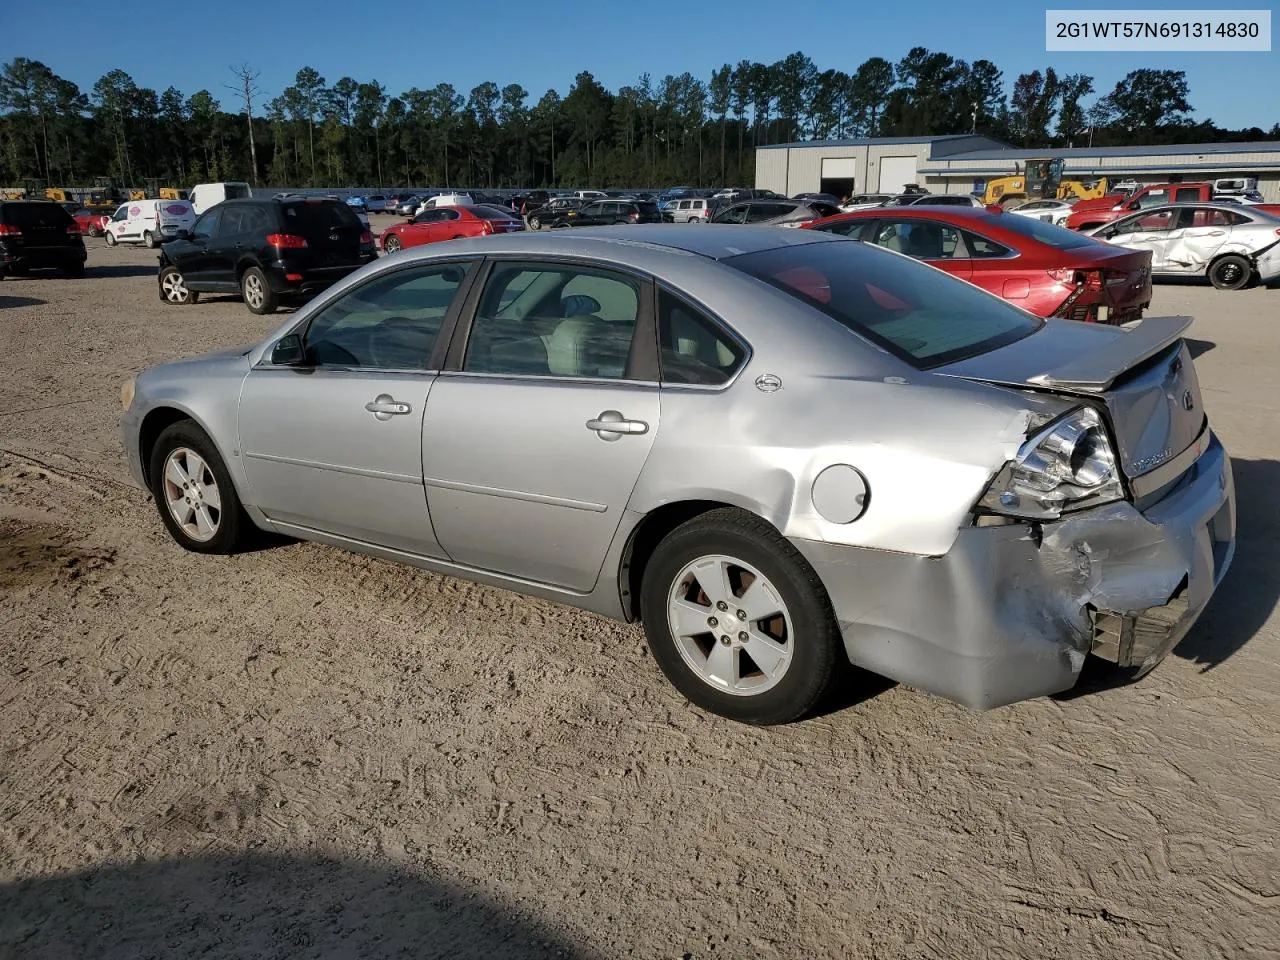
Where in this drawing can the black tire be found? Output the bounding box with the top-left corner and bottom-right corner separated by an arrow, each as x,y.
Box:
383,235 -> 401,253
87,224 -> 101,238
158,264 -> 197,304
143,230 -> 156,249
639,508 -> 842,725
1209,254 -> 1251,291
528,215 -> 541,230
240,265 -> 278,315
63,261 -> 84,278
104,231 -> 117,246
148,420 -> 249,555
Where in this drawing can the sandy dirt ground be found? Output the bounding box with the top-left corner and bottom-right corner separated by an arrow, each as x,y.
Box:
1,227 -> 1278,959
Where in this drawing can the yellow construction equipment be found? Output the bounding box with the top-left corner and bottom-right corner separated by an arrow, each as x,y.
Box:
1056,177 -> 1112,202
982,158 -> 1064,208
129,178 -> 186,201
43,187 -> 71,203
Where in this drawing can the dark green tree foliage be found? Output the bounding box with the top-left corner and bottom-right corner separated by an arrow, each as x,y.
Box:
0,57 -> 1270,189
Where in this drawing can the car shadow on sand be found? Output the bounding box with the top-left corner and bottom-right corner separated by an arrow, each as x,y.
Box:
0,295 -> 46,309
88,264 -> 165,279
1060,456 -> 1280,698
0,853 -> 582,960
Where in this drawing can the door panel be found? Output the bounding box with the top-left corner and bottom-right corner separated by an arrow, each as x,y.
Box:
422,377 -> 659,590
239,368 -> 443,554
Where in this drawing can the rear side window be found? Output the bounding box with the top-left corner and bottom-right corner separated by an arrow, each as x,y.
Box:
225,184 -> 251,200
961,230 -> 1011,258
3,203 -> 73,229
1173,188 -> 1201,203
726,241 -> 1041,369
281,201 -> 362,234
658,290 -> 745,386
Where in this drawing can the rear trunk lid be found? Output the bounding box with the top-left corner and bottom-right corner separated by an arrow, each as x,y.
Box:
280,200 -> 364,264
4,202 -> 77,250
940,316 -> 1207,486
1066,244 -> 1152,318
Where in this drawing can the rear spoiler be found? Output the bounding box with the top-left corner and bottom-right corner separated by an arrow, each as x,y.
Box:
1026,315 -> 1192,392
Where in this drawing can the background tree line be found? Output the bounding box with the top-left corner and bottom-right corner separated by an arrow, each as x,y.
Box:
2,51 -> 1277,190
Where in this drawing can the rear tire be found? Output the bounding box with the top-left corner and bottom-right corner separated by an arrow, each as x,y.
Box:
240,266 -> 277,315
1209,254 -> 1251,291
143,230 -> 156,249
104,231 -> 117,246
528,215 -> 541,230
148,421 -> 249,555
639,508 -> 842,725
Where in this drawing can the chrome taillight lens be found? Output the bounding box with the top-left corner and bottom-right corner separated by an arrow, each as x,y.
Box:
978,406 -> 1123,520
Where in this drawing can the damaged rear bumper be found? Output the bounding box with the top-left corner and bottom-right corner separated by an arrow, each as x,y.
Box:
792,433 -> 1235,710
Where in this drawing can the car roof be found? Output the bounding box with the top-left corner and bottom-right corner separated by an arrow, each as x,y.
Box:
832,206 -> 996,222
389,223 -> 839,263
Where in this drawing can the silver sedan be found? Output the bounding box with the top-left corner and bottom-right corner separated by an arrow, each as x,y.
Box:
1086,202 -> 1280,289
121,226 -> 1235,724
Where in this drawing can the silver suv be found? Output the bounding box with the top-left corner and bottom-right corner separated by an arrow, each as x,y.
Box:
669,198 -> 711,223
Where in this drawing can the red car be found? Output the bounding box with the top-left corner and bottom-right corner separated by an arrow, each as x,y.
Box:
802,207 -> 1152,324
72,208 -> 109,238
379,203 -> 524,253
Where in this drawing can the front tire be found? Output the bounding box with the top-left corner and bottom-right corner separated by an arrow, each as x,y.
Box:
159,265 -> 197,304
240,266 -> 277,315
104,231 -> 117,246
1209,254 -> 1251,291
148,421 -> 249,555
383,234 -> 401,254
639,508 -> 842,725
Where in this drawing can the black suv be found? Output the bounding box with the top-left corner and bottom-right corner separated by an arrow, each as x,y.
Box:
0,200 -> 87,278
157,197 -> 376,314
550,199 -> 664,228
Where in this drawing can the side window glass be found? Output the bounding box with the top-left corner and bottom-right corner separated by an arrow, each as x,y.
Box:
219,207 -> 244,235
817,220 -> 872,239
582,203 -> 601,216
302,263 -> 472,369
464,263 -> 641,379
658,290 -> 745,386
1174,188 -> 1201,203
1135,210 -> 1177,231
962,230 -> 1010,258
1136,191 -> 1168,209
874,222 -> 960,259
191,210 -> 219,240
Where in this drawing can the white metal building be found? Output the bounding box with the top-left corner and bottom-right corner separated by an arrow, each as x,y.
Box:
757,136 -> 1280,201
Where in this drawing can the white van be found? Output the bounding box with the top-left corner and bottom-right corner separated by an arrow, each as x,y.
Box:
103,199 -> 197,248
415,193 -> 476,215
190,181 -> 252,215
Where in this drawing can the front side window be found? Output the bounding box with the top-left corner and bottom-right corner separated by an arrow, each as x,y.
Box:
658,290 -> 745,386
112,205 -> 128,222
581,203 -> 603,217
1113,209 -> 1178,235
191,209 -> 219,240
302,263 -> 473,369
1134,190 -> 1170,209
726,241 -> 1041,369
714,205 -> 748,224
463,263 -> 641,379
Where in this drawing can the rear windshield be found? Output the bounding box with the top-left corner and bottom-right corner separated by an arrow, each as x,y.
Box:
281,200 -> 363,233
472,204 -> 520,220
725,240 -> 1042,369
637,203 -> 660,214
990,213 -> 1098,250
2,202 -> 74,229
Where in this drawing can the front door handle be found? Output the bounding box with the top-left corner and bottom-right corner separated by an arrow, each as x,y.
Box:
586,409 -> 648,441
365,394 -> 412,420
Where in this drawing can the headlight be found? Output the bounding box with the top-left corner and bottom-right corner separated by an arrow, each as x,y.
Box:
120,376 -> 135,410
978,406 -> 1122,520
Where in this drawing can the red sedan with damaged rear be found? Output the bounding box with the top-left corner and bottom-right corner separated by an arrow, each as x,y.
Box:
379,204 -> 524,254
802,206 -> 1152,324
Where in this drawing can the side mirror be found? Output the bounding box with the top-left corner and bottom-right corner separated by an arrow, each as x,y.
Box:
271,333 -> 306,366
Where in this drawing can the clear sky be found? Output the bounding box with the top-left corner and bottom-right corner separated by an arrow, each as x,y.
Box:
3,0 -> 1277,131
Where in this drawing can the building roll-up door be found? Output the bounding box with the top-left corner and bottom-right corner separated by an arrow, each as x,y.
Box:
820,157 -> 856,201
877,156 -> 918,193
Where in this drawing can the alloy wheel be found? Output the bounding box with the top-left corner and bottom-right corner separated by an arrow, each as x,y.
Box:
161,447 -> 222,542
243,272 -> 264,309
161,271 -> 189,303
666,554 -> 794,696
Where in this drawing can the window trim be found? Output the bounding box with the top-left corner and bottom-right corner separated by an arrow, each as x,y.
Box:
652,282 -> 753,392
440,255 -> 660,384
255,257 -> 482,374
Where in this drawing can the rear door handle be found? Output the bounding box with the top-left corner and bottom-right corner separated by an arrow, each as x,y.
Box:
586,410 -> 648,441
365,394 -> 412,420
